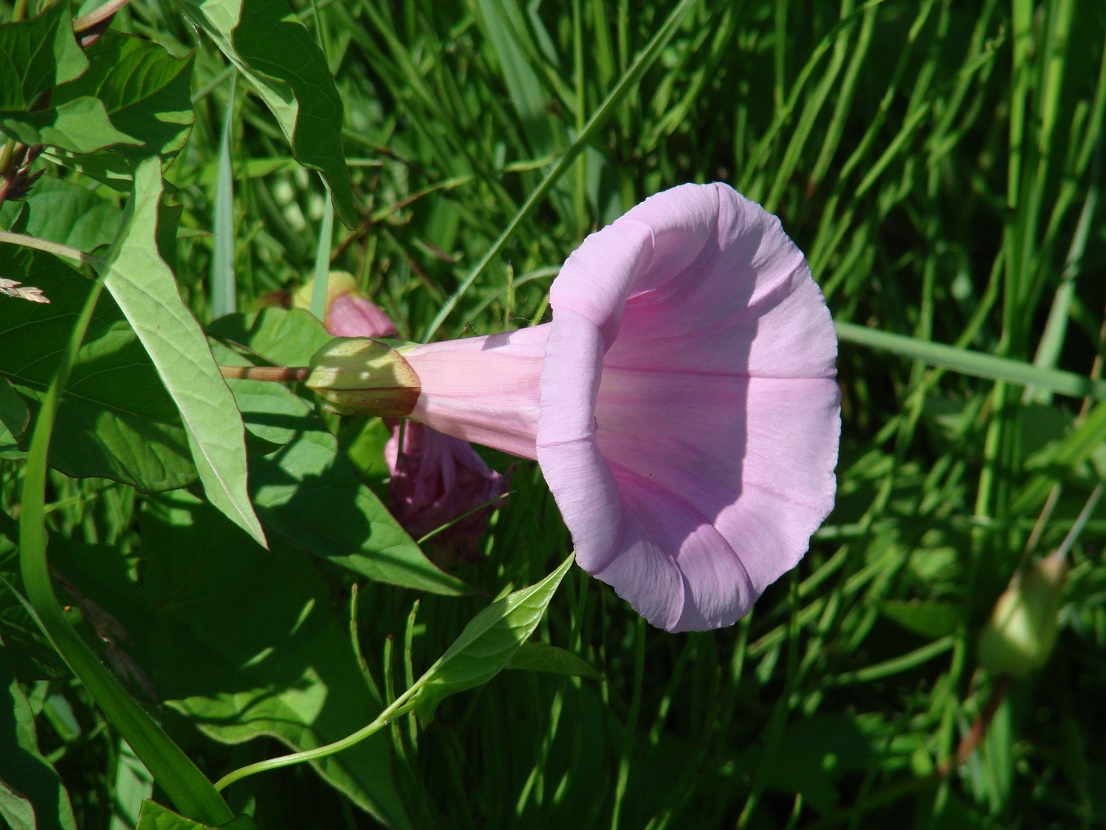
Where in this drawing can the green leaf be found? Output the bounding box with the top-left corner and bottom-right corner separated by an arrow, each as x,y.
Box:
207,306 -> 333,368
1,14 -> 193,160
0,663 -> 78,830
112,741 -> 154,830
177,0 -> 357,227
1,96 -> 134,156
506,640 -> 603,680
102,157 -> 265,546
0,2 -> 86,111
136,799 -> 257,830
137,491 -> 409,830
1,177 -> 123,253
212,342 -> 471,596
0,245 -> 197,491
880,600 -> 959,639
414,553 -> 575,721
51,31 -> 195,161
0,377 -> 28,445
14,266 -> 232,825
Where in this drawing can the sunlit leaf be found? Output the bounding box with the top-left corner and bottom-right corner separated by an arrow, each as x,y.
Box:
102,157 -> 265,545
177,0 -> 358,227
0,2 -> 86,111
414,553 -> 574,721
51,31 -> 194,161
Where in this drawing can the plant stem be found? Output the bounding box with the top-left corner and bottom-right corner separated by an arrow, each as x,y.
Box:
936,674 -> 1014,777
0,231 -> 91,266
72,0 -> 132,35
218,365 -> 311,382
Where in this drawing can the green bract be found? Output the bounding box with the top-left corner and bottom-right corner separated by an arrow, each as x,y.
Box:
306,338 -> 421,417
979,554 -> 1068,678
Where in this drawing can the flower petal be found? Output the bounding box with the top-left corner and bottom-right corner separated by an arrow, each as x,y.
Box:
536,309 -> 625,573
539,182 -> 838,631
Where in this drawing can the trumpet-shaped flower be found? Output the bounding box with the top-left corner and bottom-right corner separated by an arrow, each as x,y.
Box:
385,183 -> 839,631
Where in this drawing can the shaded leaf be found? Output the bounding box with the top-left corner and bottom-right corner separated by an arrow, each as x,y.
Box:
507,641 -> 603,680
0,245 -> 196,490
0,2 -> 86,111
102,157 -> 265,546
177,0 -> 357,227
414,553 -> 574,721
0,377 -> 28,445
881,599 -> 959,639
137,491 -> 409,830
135,799 -> 257,830
213,342 -> 472,596
0,662 -> 78,830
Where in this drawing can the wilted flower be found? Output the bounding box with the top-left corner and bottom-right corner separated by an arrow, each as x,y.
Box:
310,184 -> 840,631
385,422 -> 509,564
302,272 -> 508,559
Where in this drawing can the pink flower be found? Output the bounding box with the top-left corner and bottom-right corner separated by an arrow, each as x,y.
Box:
303,273 -> 508,559
294,271 -> 398,339
396,183 -> 839,631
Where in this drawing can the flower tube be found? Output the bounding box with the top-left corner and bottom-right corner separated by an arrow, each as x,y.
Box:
314,183 -> 840,631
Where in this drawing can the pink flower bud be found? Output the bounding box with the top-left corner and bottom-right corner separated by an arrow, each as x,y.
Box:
294,271 -> 398,338
300,273 -> 508,560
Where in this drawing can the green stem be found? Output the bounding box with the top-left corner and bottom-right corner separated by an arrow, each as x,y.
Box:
18,277 -> 234,826
0,230 -> 91,266
215,681 -> 422,792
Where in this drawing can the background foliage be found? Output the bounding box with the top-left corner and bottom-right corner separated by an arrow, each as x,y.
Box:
2,0 -> 1105,828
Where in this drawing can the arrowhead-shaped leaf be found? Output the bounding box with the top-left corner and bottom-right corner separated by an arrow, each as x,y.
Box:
177,0 -> 357,227
101,157 -> 265,545
414,554 -> 574,721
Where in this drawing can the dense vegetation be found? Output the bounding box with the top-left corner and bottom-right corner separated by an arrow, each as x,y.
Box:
2,0 -> 1104,828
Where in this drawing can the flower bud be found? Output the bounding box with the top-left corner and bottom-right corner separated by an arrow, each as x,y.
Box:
306,338 -> 421,417
978,553 -> 1067,678
293,272 -> 398,339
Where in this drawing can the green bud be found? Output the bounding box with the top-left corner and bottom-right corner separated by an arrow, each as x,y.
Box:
978,553 -> 1067,678
306,338 -> 421,416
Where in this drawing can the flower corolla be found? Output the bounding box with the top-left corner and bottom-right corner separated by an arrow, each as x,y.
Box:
388,183 -> 840,631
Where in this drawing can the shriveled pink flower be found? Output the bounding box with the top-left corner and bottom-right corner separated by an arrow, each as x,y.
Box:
385,422 -> 509,563
396,183 -> 839,631
302,272 -> 508,558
